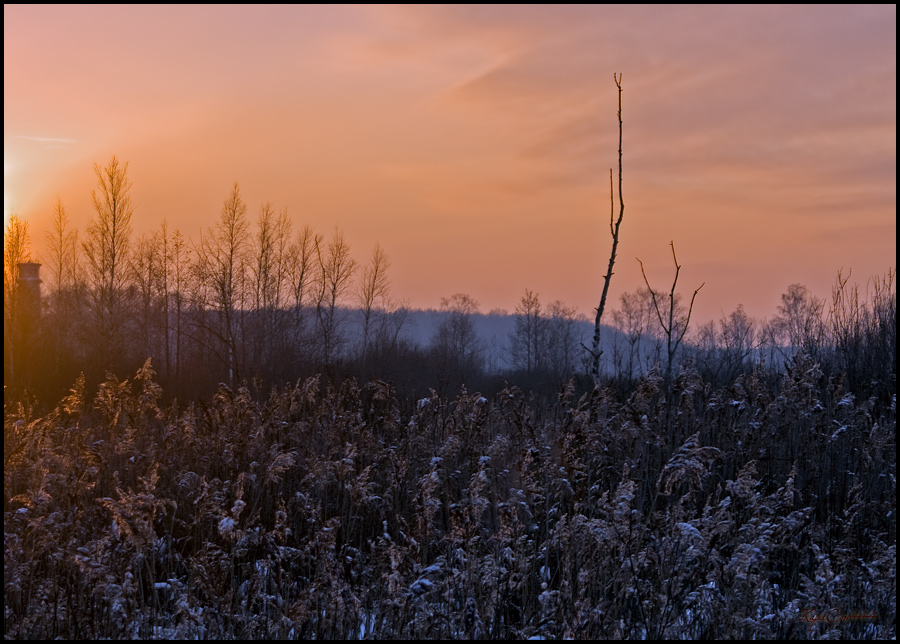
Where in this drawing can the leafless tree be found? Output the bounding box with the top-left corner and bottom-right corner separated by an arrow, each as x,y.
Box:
153,220 -> 192,387
771,283 -> 826,360
194,182 -> 250,386
357,242 -> 392,360
82,155 -> 134,370
287,224 -> 321,354
510,289 -> 546,375
131,230 -> 162,362
248,203 -> 292,374
545,300 -> 582,384
612,287 -> 659,380
432,293 -> 483,392
252,202 -> 278,314
273,209 -> 292,310
313,228 -> 358,368
379,299 -> 412,351
693,304 -> 756,386
720,304 -> 755,365
589,73 -> 626,386
44,198 -> 83,381
4,213 -> 32,384
638,241 -> 704,384
44,198 -> 78,297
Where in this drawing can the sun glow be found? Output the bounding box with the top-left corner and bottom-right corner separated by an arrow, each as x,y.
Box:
4,158 -> 13,228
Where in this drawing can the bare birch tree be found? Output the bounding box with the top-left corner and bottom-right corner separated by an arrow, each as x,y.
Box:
357,242 -> 392,360
45,198 -> 77,297
165,225 -> 191,386
433,293 -> 483,392
248,203 -> 293,375
195,182 -> 250,386
132,231 -> 161,362
155,219 -> 189,385
253,202 -> 278,314
612,287 -> 658,379
287,224 -> 320,356
82,155 -> 134,370
773,283 -> 826,358
44,198 -> 81,381
510,289 -> 546,376
545,300 -> 581,384
314,228 -> 357,368
693,304 -> 756,386
251,202 -> 276,371
4,213 -> 32,384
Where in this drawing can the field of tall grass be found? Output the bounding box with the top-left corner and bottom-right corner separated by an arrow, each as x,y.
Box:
5,349 -> 895,639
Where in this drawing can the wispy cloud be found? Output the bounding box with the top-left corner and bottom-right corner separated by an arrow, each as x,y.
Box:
17,136 -> 78,148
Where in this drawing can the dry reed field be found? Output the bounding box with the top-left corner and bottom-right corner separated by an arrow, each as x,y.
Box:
5,335 -> 895,638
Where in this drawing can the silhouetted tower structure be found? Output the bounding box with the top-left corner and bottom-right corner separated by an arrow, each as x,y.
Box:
17,262 -> 42,323
7,262 -> 42,386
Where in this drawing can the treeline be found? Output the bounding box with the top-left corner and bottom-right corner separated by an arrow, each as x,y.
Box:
5,157 -> 597,408
5,156 -> 897,414
606,273 -> 896,407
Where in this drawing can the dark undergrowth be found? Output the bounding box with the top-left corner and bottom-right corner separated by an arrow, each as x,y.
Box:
4,354 -> 895,639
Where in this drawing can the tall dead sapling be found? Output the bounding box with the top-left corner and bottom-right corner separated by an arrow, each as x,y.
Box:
590,73 -> 625,386
637,241 -> 704,385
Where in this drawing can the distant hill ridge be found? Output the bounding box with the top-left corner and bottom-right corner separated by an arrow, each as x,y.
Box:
321,305 -> 621,374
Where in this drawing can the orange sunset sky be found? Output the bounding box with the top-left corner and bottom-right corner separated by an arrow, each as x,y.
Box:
4,4 -> 896,326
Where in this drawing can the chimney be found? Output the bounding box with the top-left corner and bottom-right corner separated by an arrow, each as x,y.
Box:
17,262 -> 42,321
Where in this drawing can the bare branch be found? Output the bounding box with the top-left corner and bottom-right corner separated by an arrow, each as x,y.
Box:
637,256 -> 667,333
609,169 -> 615,237
637,241 -> 703,383
675,281 -> 705,347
